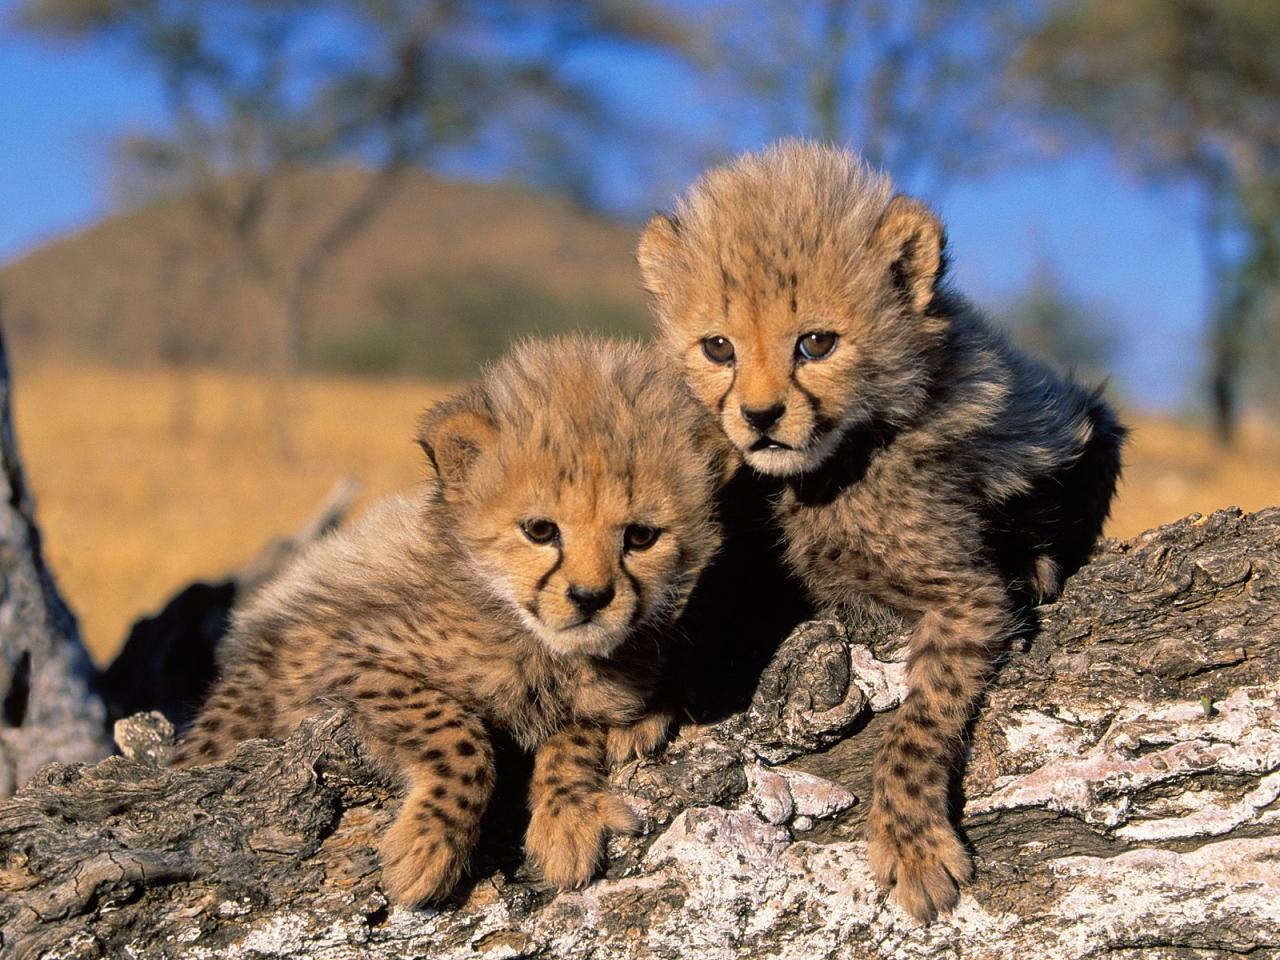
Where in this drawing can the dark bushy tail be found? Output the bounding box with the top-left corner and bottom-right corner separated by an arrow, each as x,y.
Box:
1053,386 -> 1126,581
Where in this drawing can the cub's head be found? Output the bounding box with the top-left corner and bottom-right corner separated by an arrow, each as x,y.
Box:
417,335 -> 733,658
638,139 -> 950,477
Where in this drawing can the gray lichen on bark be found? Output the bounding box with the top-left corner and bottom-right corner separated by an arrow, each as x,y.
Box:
2,505 -> 1278,958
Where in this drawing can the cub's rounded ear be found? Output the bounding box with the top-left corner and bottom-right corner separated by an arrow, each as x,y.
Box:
871,194 -> 947,314
636,212 -> 685,307
416,388 -> 497,494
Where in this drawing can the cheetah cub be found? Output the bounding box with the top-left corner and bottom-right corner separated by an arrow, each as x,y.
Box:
176,336 -> 730,905
638,140 -> 1125,922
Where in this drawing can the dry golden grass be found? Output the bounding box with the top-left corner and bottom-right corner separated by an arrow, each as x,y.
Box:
1113,413 -> 1280,538
12,362 -> 1280,664
14,363 -> 454,663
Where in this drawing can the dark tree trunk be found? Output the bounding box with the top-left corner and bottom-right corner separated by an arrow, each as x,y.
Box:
0,315 -> 111,798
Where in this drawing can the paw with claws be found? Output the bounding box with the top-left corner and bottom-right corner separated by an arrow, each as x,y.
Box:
526,790 -> 638,889
379,787 -> 473,905
868,809 -> 973,923
606,709 -> 674,764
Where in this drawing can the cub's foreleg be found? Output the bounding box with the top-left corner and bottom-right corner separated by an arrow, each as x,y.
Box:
867,574 -> 1013,923
526,724 -> 638,888
352,680 -> 496,905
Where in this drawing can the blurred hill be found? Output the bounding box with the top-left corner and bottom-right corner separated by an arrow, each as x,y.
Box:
0,168 -> 650,378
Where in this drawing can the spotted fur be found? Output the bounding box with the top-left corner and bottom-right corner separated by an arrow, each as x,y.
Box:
175,335 -> 731,904
639,140 -> 1125,922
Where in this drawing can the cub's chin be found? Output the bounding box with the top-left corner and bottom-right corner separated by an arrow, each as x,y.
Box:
741,422 -> 852,477
742,439 -> 838,477
744,445 -> 812,476
525,616 -> 630,659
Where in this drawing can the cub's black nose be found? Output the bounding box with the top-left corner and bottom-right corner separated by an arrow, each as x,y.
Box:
567,584 -> 615,616
741,403 -> 786,432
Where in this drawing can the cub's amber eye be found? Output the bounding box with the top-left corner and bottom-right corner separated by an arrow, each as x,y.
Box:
701,336 -> 735,364
797,332 -> 838,361
521,519 -> 559,545
623,524 -> 661,551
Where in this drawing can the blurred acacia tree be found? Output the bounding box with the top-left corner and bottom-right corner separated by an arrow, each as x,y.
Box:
16,0 -> 691,447
702,0 -> 1016,192
999,261 -> 1117,389
1013,0 -> 1280,442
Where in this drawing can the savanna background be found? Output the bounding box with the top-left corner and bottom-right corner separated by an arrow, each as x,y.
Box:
1,0 -> 1277,664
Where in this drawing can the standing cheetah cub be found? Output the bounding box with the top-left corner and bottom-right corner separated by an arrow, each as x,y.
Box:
176,336 -> 731,904
638,140 -> 1125,921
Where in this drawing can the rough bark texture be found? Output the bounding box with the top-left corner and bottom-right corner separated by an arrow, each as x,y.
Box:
2,505 -> 1277,958
0,322 -> 110,798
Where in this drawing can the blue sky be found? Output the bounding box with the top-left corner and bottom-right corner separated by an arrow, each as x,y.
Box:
0,3 -> 1208,411
0,7 -> 165,256
944,156 -> 1205,410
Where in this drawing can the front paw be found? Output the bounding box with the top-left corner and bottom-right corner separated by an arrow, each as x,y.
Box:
526,791 -> 638,889
379,799 -> 469,905
867,807 -> 973,923
606,710 -> 673,765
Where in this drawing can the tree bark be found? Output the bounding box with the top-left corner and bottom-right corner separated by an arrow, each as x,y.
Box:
0,317 -> 110,798
2,502 -> 1278,958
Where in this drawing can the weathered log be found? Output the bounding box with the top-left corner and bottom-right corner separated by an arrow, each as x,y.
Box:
2,506 -> 1277,958
0,318 -> 109,798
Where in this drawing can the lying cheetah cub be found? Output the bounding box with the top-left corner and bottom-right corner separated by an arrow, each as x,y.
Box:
639,141 -> 1125,921
176,336 -> 730,904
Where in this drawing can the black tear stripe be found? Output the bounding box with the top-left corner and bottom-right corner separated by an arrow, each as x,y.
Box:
535,551 -> 564,594
715,364 -> 738,414
620,565 -> 645,625
792,374 -> 824,418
